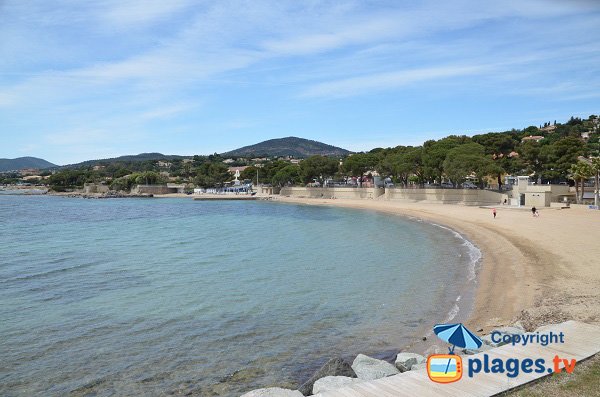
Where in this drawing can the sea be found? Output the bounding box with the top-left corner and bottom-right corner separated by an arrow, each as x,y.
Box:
0,195 -> 480,396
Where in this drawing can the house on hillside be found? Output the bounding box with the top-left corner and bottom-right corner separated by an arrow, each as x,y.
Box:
540,125 -> 556,132
521,135 -> 544,143
228,166 -> 248,174
19,168 -> 39,176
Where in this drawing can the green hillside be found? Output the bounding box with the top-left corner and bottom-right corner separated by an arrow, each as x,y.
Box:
221,137 -> 352,158
0,157 -> 57,172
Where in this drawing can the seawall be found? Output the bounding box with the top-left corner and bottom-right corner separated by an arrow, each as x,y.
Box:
280,187 -> 506,206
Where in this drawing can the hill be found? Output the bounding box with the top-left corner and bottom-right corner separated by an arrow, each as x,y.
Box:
63,153 -> 188,168
0,157 -> 57,172
222,137 -> 352,158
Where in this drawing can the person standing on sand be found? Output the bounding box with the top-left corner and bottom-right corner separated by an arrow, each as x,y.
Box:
492,208 -> 497,218
531,206 -> 537,217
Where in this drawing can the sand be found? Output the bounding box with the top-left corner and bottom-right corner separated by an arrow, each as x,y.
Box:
272,196 -> 600,335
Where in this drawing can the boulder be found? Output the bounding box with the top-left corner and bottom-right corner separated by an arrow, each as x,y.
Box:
312,376 -> 364,394
410,363 -> 427,371
495,325 -> 525,335
298,358 -> 356,396
483,325 -> 526,347
462,343 -> 491,355
240,387 -> 303,397
481,333 -> 502,347
394,352 -> 426,372
351,354 -> 399,380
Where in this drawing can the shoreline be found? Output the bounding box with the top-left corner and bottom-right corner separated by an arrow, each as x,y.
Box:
271,196 -> 600,336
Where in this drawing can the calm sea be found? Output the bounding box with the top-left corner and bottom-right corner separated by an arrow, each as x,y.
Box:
0,196 -> 479,396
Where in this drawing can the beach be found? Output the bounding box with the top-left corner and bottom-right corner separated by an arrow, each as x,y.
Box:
273,196 -> 600,335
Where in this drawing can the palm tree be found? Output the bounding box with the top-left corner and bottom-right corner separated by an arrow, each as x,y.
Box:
569,161 -> 593,204
591,157 -> 600,208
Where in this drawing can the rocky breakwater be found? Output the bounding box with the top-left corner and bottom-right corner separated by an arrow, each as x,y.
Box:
240,350 -> 428,397
240,322 -> 535,396
50,190 -> 153,199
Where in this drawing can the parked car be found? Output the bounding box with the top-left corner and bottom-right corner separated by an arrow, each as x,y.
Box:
461,182 -> 477,189
441,182 -> 454,188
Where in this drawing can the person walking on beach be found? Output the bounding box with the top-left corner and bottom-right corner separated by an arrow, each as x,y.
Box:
492,208 -> 497,218
531,206 -> 537,217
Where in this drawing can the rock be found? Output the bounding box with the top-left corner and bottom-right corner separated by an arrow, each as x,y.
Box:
482,325 -> 526,347
462,344 -> 491,355
495,325 -> 525,335
298,358 -> 356,396
481,333 -> 501,347
512,321 -> 526,331
351,354 -> 399,380
312,376 -> 364,394
394,353 -> 426,372
411,363 -> 427,371
240,387 -> 303,397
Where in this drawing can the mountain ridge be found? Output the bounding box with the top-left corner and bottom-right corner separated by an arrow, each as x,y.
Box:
221,136 -> 351,158
0,157 -> 57,172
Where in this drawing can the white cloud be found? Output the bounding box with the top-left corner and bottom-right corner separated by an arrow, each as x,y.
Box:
100,0 -> 193,27
301,65 -> 489,98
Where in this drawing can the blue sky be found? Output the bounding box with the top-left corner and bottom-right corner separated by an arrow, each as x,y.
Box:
1,0 -> 599,165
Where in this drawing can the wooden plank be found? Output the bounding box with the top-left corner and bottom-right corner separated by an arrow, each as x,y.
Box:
318,321 -> 600,397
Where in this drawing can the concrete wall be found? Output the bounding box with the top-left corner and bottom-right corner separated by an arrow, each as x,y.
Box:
280,186 -> 504,205
384,188 -> 506,206
83,183 -> 109,194
132,185 -> 176,194
280,187 -> 384,199
259,185 -> 281,195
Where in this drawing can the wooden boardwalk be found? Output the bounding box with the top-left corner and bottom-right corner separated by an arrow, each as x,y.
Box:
319,321 -> 600,397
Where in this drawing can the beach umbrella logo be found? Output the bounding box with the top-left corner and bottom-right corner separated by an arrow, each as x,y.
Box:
426,323 -> 483,383
433,323 -> 483,354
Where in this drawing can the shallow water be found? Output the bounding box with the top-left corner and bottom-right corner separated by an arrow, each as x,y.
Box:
0,196 -> 478,396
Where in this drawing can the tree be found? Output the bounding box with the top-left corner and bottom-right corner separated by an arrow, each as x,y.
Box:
519,141 -> 543,181
299,155 -> 339,185
472,132 -> 518,187
272,165 -> 301,187
342,153 -> 379,176
423,136 -> 471,183
442,143 -> 496,187
569,161 -> 593,204
591,157 -> 600,207
384,147 -> 425,187
193,163 -> 231,188
540,137 -> 586,182
135,171 -> 163,185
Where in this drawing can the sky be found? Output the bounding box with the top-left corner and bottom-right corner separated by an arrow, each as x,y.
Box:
1,0 -> 600,165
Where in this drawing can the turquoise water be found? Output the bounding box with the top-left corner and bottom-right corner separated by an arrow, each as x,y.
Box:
0,196 -> 477,396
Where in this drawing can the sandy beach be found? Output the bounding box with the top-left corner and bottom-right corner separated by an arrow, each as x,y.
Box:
273,196 -> 600,336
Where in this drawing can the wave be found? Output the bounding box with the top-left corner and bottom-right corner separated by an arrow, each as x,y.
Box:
1,260 -> 98,284
429,222 -> 482,282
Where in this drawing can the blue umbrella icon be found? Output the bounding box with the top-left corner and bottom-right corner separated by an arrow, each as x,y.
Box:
433,323 -> 483,354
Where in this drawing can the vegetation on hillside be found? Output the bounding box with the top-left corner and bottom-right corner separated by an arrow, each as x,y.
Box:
3,115 -> 599,196
221,136 -> 352,158
0,156 -> 57,172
